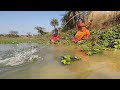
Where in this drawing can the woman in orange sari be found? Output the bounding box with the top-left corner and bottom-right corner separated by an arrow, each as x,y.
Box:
72,19 -> 92,43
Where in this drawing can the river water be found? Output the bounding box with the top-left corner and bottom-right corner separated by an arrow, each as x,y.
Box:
0,43 -> 120,79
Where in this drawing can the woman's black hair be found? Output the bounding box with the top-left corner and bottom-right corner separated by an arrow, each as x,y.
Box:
78,18 -> 85,23
55,28 -> 58,33
55,28 -> 57,30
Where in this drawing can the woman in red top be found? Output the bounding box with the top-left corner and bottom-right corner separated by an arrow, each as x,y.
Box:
51,28 -> 60,43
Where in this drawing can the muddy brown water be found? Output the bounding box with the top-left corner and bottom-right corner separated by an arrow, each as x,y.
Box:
0,44 -> 120,79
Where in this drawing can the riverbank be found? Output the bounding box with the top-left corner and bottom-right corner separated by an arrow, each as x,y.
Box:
1,24 -> 120,56
0,36 -> 38,44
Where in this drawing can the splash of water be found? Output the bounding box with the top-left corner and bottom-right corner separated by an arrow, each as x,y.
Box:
0,43 -> 42,66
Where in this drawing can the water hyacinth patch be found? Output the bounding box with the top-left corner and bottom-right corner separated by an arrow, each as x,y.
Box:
61,55 -> 81,65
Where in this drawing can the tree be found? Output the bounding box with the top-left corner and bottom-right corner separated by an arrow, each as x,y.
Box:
34,26 -> 46,35
26,32 -> 31,37
9,31 -> 18,35
67,11 -> 80,26
61,13 -> 69,25
50,18 -> 59,29
9,31 -> 19,37
61,11 -> 82,30
64,11 -> 82,27
61,11 -> 91,31
58,27 -> 62,30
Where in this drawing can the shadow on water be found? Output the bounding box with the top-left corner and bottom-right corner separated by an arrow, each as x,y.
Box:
0,43 -> 120,79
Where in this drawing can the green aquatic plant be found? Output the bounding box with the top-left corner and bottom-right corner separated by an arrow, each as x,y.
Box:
74,56 -> 81,60
86,51 -> 94,56
61,55 -> 81,65
114,44 -> 120,49
61,59 -> 71,65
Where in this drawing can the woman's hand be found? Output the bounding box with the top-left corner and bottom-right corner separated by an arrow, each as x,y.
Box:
86,20 -> 92,29
88,20 -> 93,25
90,20 -> 93,22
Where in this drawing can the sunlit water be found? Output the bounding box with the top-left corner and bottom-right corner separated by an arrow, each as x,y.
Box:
0,43 -> 120,79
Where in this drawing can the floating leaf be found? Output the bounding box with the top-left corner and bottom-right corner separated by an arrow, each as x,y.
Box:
74,56 -> 81,60
66,62 -> 70,65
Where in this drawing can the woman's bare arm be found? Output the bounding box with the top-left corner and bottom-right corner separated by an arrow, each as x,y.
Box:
86,22 -> 92,28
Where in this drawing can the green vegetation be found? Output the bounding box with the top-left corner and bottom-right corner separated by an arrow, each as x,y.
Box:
1,11 -> 120,57
9,31 -> 19,37
1,24 -> 120,56
50,24 -> 120,56
50,18 -> 59,29
0,37 -> 38,44
61,55 -> 81,65
61,11 -> 89,31
80,24 -> 120,55
34,26 -> 47,35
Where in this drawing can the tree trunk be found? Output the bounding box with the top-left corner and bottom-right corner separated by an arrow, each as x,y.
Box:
54,26 -> 56,30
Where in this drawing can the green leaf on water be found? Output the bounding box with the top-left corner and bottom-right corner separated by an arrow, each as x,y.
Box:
66,62 -> 70,65
63,60 -> 67,64
87,51 -> 94,56
63,56 -> 67,59
74,56 -> 81,60
61,60 -> 65,63
61,55 -> 82,65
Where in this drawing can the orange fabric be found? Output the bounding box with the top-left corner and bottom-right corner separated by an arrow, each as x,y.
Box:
72,21 -> 90,43
82,29 -> 90,40
75,31 -> 85,41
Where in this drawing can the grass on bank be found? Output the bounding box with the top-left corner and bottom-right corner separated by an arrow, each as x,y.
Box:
1,24 -> 120,56
0,36 -> 38,44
